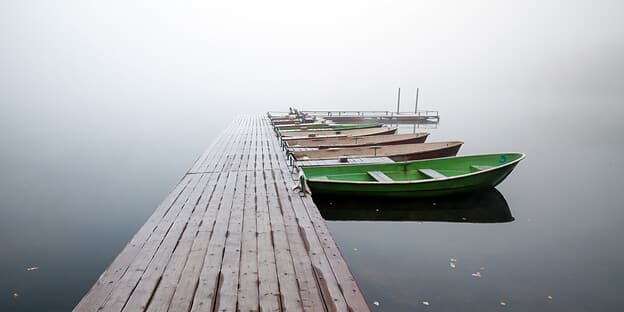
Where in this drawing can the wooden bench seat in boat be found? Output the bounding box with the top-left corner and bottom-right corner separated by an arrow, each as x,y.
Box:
368,171 -> 393,182
418,168 -> 446,179
471,165 -> 494,171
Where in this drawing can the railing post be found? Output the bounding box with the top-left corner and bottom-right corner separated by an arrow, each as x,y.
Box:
396,87 -> 401,114
414,87 -> 419,114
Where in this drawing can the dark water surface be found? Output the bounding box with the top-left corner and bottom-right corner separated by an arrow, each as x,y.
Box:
0,96 -> 623,311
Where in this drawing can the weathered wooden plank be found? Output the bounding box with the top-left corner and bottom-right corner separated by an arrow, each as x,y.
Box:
237,122 -> 260,311
165,165 -> 233,311
215,117 -> 255,311
271,169 -> 325,311
214,167 -> 247,311
190,170 -> 239,312
264,168 -> 304,311
255,166 -> 281,312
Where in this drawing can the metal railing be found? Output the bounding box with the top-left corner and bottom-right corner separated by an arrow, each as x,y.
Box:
300,110 -> 439,118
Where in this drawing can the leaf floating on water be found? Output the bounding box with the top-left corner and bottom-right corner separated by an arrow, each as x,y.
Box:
26,266 -> 39,271
500,301 -> 507,306
471,271 -> 482,278
422,301 -> 430,306
373,301 -> 380,306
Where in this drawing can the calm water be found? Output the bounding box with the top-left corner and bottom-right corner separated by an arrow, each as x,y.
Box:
1,96 -> 622,311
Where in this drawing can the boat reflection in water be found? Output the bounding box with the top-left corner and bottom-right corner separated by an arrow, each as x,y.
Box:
313,188 -> 514,223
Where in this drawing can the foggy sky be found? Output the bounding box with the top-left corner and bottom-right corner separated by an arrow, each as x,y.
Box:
0,0 -> 622,163
2,0 -> 622,116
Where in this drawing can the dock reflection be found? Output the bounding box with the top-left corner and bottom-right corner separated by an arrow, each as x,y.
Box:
313,188 -> 514,223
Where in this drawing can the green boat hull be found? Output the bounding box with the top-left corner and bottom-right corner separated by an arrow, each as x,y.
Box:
300,153 -> 525,198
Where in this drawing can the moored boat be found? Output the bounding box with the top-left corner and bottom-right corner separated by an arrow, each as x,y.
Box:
291,141 -> 463,162
299,153 -> 526,198
280,127 -> 397,139
274,122 -> 328,130
277,122 -> 383,132
285,133 -> 430,149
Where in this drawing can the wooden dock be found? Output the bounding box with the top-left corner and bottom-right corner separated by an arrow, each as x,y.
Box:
74,115 -> 370,312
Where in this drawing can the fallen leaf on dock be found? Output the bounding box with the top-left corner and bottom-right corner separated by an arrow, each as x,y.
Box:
26,266 -> 39,271
471,272 -> 482,278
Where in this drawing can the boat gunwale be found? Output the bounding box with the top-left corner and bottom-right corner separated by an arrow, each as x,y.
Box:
302,153 -> 526,185
285,132 -> 430,149
278,122 -> 384,133
280,127 -> 398,140
291,141 -> 463,161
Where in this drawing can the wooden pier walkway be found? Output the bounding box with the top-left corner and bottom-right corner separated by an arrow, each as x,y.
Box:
74,115 -> 370,312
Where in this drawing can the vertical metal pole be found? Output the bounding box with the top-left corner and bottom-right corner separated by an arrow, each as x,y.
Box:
396,87 -> 401,114
414,88 -> 420,114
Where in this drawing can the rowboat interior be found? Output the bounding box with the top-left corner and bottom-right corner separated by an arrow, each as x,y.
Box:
292,141 -> 463,161
286,133 -> 430,148
303,153 -> 524,182
280,127 -> 397,138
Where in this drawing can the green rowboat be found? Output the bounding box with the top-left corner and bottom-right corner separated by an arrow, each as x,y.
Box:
299,153 -> 525,198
